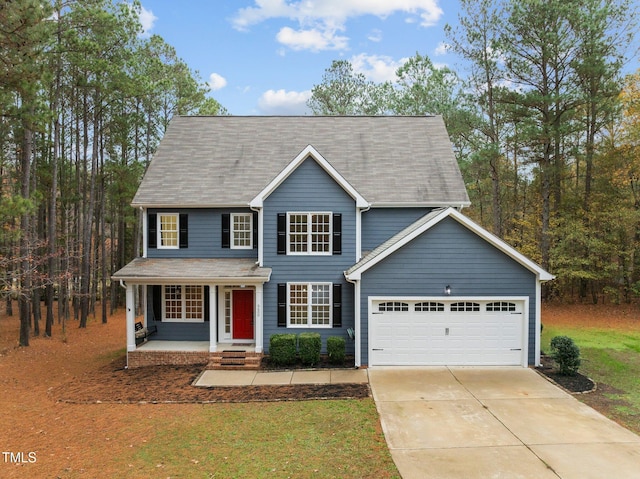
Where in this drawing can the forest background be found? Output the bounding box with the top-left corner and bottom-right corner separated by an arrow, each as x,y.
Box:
1,0 -> 639,346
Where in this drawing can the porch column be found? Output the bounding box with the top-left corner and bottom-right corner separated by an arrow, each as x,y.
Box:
126,283 -> 136,352
209,285 -> 217,352
255,283 -> 263,353
353,279 -> 361,368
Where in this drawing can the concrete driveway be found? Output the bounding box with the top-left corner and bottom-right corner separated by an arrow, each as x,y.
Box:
368,367 -> 640,479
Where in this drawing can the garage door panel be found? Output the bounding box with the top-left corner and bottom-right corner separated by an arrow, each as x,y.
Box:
370,299 -> 525,366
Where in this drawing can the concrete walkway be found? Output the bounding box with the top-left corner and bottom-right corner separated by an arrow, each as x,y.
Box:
194,368 -> 368,387
369,367 -> 640,479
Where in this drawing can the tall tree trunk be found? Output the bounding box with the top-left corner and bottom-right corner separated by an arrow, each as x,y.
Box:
19,120 -> 33,346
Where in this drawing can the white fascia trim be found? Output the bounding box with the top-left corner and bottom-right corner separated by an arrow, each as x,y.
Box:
346,207 -> 554,282
370,201 -> 472,208
249,145 -> 369,209
115,276 -> 272,285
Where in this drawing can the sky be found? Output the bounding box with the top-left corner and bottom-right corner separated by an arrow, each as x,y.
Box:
135,0 -> 464,115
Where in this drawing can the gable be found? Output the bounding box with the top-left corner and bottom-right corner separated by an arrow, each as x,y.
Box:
250,145 -> 368,208
131,116 -> 470,208
346,207 -> 553,281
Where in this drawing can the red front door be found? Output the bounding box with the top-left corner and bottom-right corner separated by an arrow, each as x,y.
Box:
232,289 -> 254,340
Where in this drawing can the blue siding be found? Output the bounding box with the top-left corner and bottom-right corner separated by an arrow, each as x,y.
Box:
262,157 -> 357,354
148,208 -> 257,259
146,285 -> 210,341
359,217 -> 538,366
361,208 -> 433,251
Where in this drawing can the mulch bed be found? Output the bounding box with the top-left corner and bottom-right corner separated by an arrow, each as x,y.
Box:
52,354 -> 370,404
536,354 -> 596,394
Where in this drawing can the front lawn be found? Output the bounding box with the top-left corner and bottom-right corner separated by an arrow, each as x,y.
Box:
124,400 -> 399,478
542,321 -> 640,434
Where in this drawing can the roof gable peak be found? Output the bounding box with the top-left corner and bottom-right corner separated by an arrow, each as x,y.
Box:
250,144 -> 369,208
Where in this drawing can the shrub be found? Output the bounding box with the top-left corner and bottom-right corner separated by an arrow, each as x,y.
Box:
269,334 -> 297,366
550,335 -> 581,376
298,332 -> 321,366
327,336 -> 346,365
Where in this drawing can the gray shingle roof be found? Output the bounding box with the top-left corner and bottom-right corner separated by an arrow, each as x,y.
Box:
132,116 -> 470,208
112,258 -> 272,283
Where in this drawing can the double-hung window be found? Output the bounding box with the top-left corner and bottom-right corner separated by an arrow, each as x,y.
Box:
287,212 -> 331,254
163,285 -> 204,322
288,283 -> 332,327
231,213 -> 253,249
158,213 -> 179,248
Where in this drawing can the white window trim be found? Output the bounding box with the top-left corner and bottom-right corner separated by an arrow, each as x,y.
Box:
158,213 -> 179,250
286,212 -> 332,256
162,284 -> 204,322
231,213 -> 253,250
287,282 -> 333,328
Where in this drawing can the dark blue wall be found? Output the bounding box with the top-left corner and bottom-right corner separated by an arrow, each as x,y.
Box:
359,217 -> 537,365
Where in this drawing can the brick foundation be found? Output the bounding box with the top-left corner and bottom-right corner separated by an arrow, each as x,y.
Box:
127,350 -> 210,368
126,350 -> 265,369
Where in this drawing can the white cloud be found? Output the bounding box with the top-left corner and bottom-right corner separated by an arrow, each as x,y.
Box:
232,0 -> 443,51
208,73 -> 227,91
258,89 -> 312,115
367,29 -> 382,42
350,53 -> 408,83
434,41 -> 449,56
137,5 -> 157,37
276,27 -> 348,52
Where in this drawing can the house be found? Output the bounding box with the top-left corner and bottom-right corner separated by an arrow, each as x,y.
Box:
112,116 -> 553,369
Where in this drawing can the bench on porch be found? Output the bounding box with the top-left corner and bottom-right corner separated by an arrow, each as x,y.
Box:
135,321 -> 157,345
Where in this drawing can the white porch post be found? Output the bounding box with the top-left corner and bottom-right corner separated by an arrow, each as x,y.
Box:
209,285 -> 217,352
126,283 -> 136,352
353,279 -> 361,368
255,283 -> 263,353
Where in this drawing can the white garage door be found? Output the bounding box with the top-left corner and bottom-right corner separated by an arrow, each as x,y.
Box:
370,298 -> 527,366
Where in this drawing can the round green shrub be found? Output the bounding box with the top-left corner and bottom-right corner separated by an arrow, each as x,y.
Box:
298,332 -> 321,366
550,335 -> 581,376
327,336 -> 346,365
269,333 -> 297,366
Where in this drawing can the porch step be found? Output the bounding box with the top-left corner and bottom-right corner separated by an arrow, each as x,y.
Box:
206,350 -> 263,370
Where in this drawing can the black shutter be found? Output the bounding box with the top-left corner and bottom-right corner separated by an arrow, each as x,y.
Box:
179,214 -> 188,248
332,283 -> 342,328
277,283 -> 287,327
253,211 -> 258,249
332,213 -> 342,255
152,285 -> 162,322
277,213 -> 287,255
148,213 -> 157,249
204,286 -> 210,322
221,213 -> 230,248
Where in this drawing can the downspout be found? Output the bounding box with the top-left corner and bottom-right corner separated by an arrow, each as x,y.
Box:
344,274 -> 361,368
356,205 -> 371,262
250,205 -> 263,267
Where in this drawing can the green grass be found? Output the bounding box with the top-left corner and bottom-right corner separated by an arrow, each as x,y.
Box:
542,325 -> 640,433
122,399 -> 399,478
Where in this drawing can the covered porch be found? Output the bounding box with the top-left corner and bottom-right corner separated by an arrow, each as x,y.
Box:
112,258 -> 271,368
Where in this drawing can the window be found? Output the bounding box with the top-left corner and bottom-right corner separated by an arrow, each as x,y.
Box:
288,283 -> 332,327
287,212 -> 331,254
163,285 -> 204,322
486,302 -> 517,312
159,214 -> 178,249
415,302 -> 445,312
378,302 -> 409,312
451,302 -> 480,312
231,213 -> 253,249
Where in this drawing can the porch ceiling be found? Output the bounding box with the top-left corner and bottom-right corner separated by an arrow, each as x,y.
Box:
112,257 -> 272,284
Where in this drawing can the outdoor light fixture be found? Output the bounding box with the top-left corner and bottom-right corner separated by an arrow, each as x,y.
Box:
444,285 -> 451,296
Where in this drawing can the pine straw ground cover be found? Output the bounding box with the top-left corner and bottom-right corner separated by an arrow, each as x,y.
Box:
1,302 -> 639,477
0,307 -> 395,479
